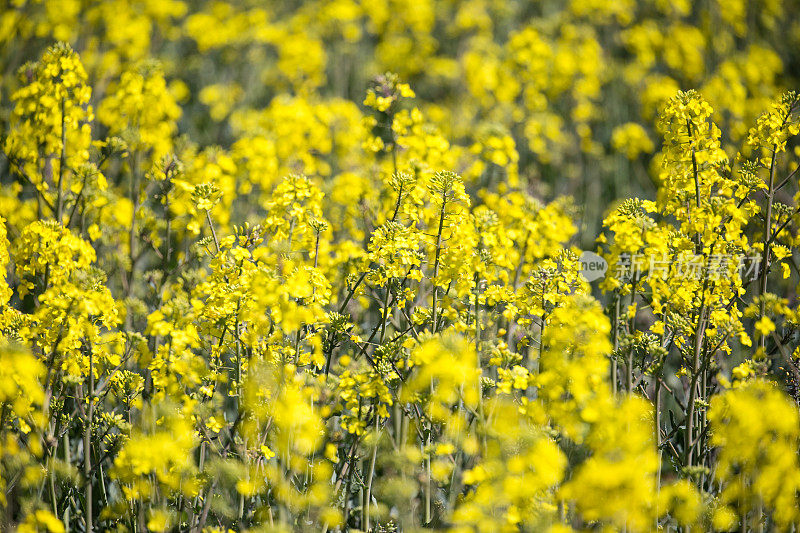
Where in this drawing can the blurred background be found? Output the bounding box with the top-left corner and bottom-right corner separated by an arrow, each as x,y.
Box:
2,0 -> 800,245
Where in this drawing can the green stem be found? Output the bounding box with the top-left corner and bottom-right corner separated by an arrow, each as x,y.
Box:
611,294 -> 620,395
205,209 -> 220,253
84,342 -> 94,533
364,407 -> 379,531
758,148 -> 777,349
430,192 -> 448,335
57,97 -> 66,223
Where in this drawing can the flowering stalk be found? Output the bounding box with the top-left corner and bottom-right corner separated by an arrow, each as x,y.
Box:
84,340 -> 94,532
56,98 -> 66,223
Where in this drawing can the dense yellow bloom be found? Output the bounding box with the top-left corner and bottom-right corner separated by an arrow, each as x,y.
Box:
708,381 -> 800,528
13,220 -> 95,297
611,122 -> 655,159
367,221 -> 424,286
1,4 -> 800,532
110,407 -> 199,500
97,62 -> 181,159
4,43 -> 93,216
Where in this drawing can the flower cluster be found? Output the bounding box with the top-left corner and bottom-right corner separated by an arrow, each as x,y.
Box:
1,5 -> 800,532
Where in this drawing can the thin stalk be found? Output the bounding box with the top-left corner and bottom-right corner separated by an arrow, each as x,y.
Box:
63,431 -> 71,530
364,408 -> 379,531
84,342 -> 94,532
57,98 -> 66,223
205,209 -> 221,253
323,270 -> 368,377
626,273 -> 639,394
430,199 -> 447,334
391,183 -> 404,222
654,377 -> 663,529
654,378 -> 662,450
235,313 -> 242,409
314,229 -> 321,269
164,185 -> 171,269
684,119 -> 709,470
611,294 -> 620,395
425,420 -> 432,525
758,148 -> 777,349
425,195 -> 447,526
49,455 -> 57,516
379,280 -> 391,345
127,154 -> 140,299
237,461 -> 246,525
685,306 -> 706,468
536,281 -> 547,382
474,278 -> 484,415
342,441 -> 357,528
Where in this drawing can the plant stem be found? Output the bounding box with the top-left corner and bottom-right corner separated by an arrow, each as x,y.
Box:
758,148 -> 777,349
379,280 -> 391,345
364,407 -> 379,531
84,342 -> 94,532
206,209 -> 220,253
63,431 -> 71,530
57,98 -> 66,223
127,153 -> 140,299
611,294 -> 620,395
685,305 -> 705,469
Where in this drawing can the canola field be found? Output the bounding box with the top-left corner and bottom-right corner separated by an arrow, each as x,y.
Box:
1,0 -> 800,531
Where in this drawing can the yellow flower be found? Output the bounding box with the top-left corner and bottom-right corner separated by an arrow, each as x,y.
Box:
206,416 -> 223,433
754,316 -> 775,336
261,445 -> 276,459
